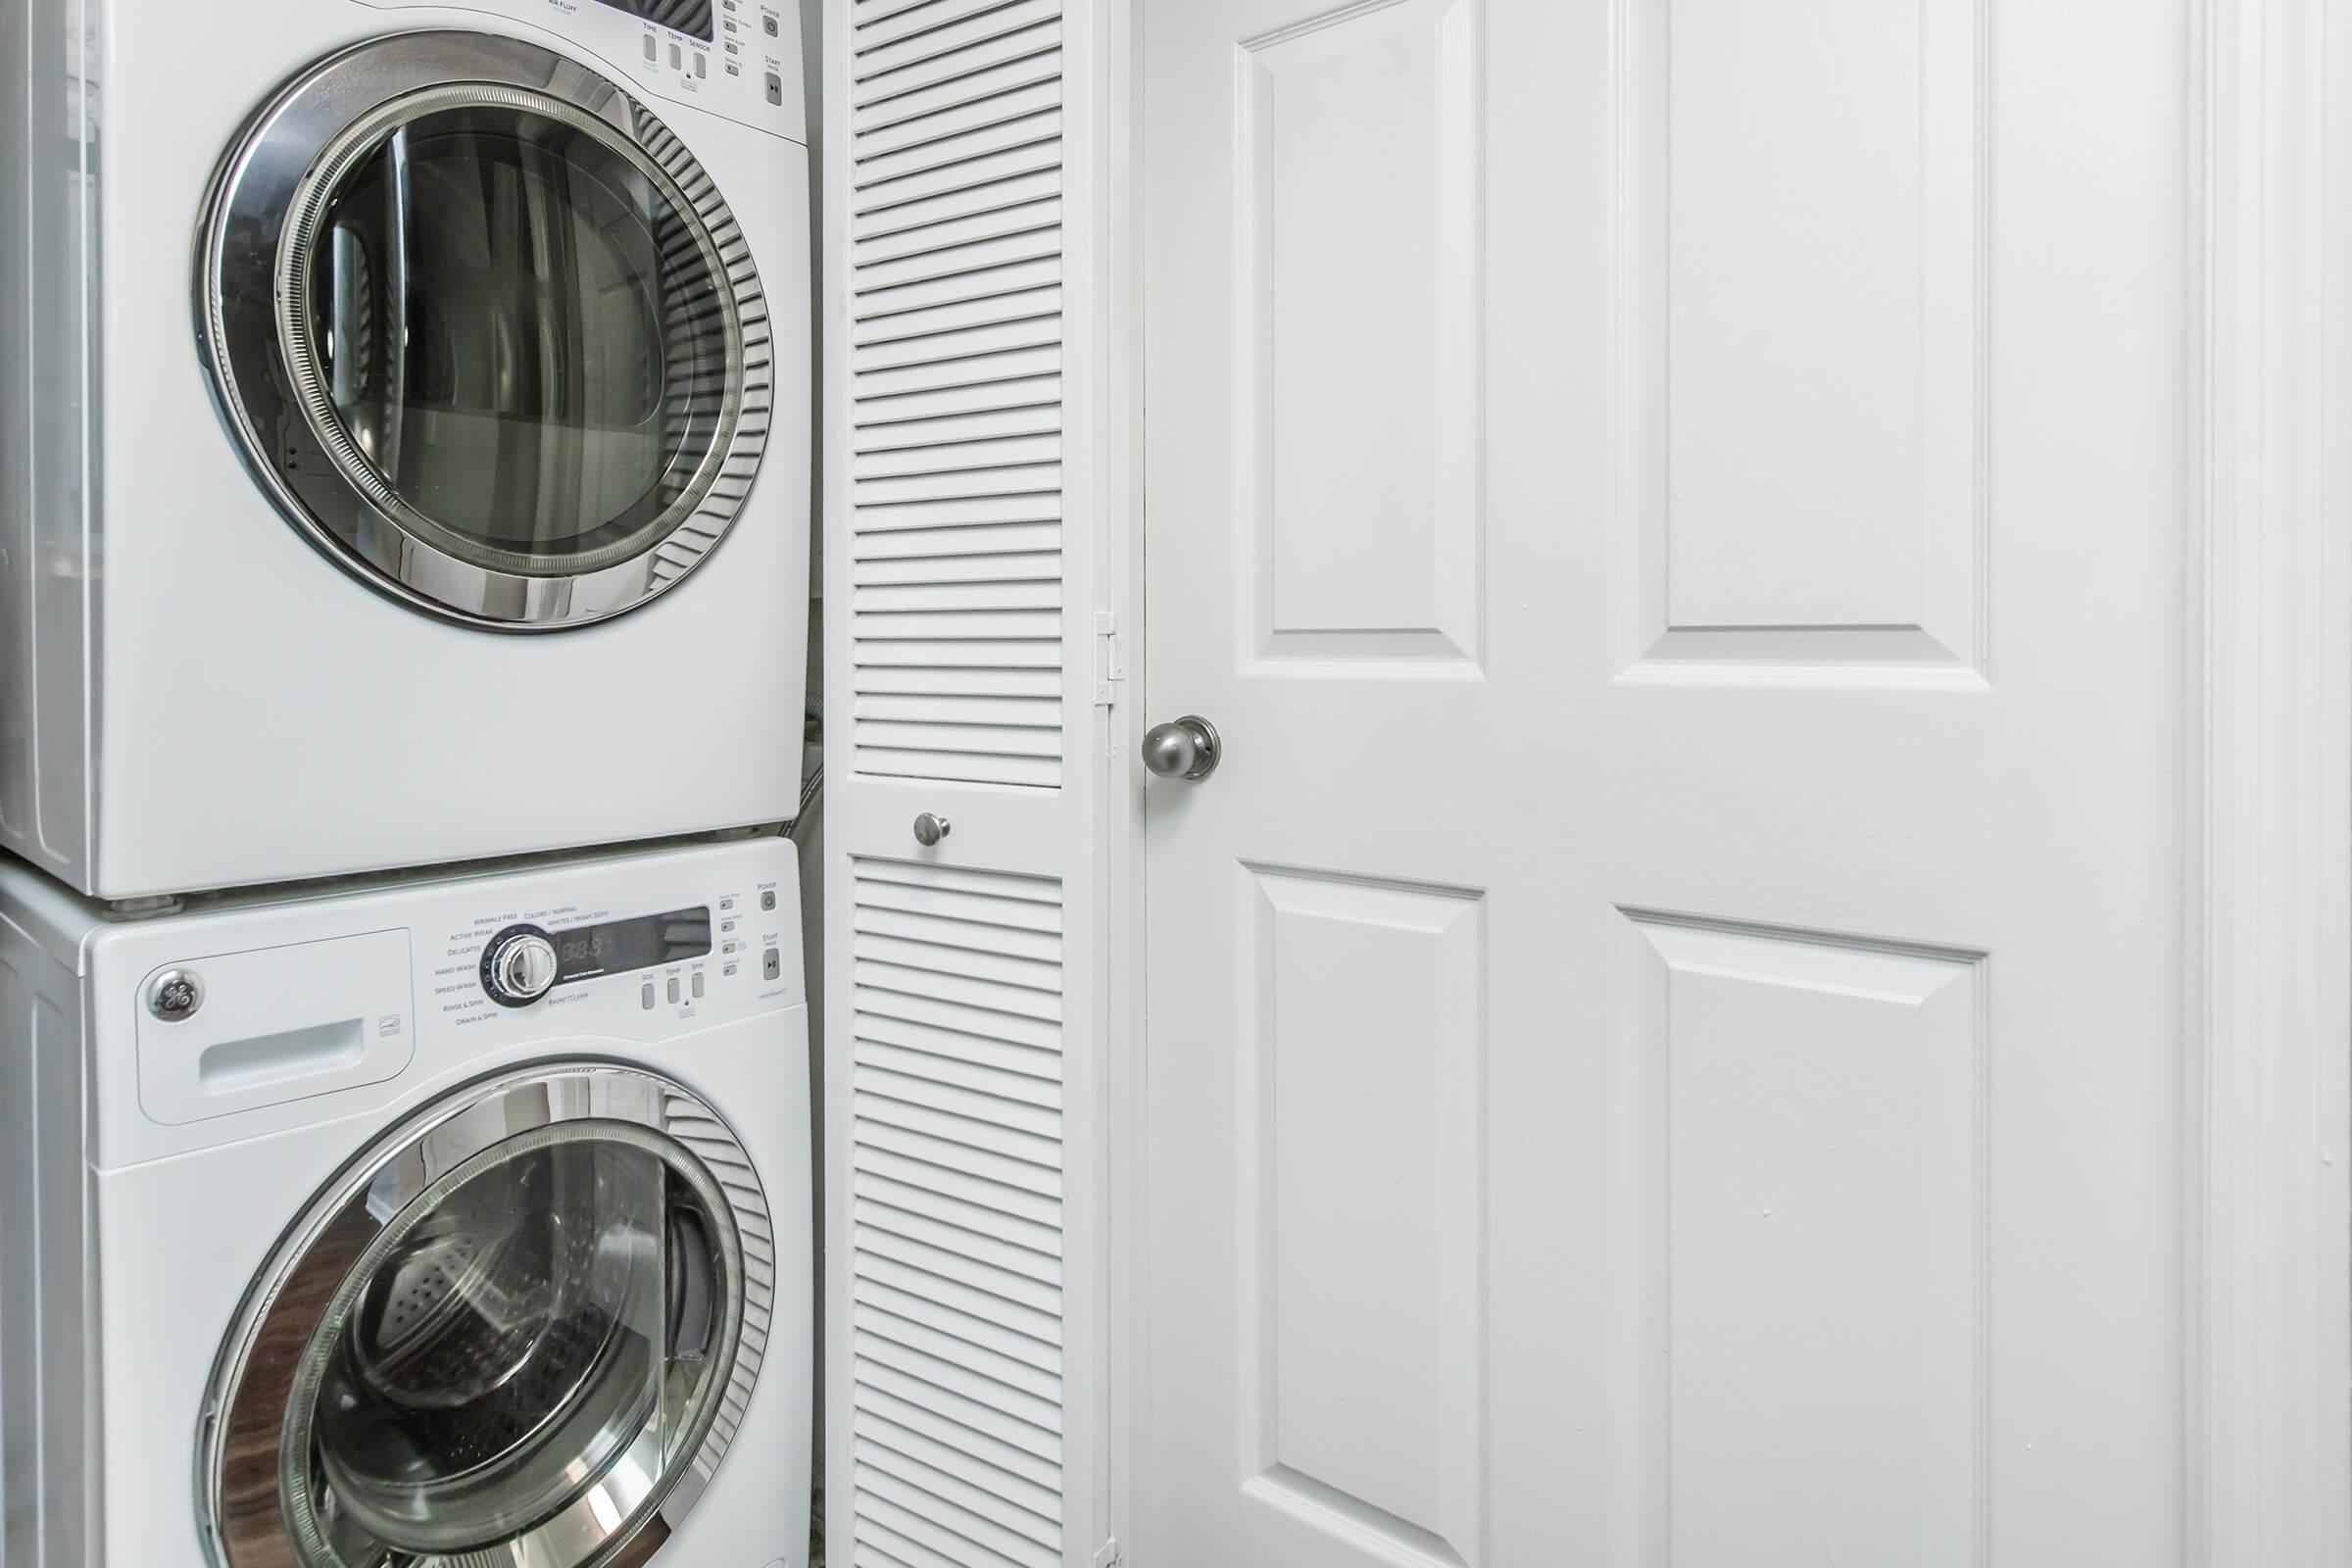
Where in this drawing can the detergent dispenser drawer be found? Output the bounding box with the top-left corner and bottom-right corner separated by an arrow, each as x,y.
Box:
135,927 -> 415,1125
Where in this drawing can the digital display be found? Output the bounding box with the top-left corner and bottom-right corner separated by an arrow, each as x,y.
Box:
590,0 -> 714,43
553,906 -> 712,983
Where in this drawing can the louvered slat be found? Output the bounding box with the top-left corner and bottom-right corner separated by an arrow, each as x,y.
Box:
848,0 -> 1067,790
847,857 -> 1067,1563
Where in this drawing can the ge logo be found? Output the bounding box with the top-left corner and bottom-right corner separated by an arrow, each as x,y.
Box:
148,969 -> 204,1022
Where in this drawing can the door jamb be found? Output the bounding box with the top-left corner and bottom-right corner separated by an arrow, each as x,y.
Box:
2191,0 -> 2352,1561
1089,1 -> 1147,1565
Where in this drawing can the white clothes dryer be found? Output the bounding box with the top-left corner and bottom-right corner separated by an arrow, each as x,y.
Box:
0,834 -> 812,1568
0,0 -> 811,898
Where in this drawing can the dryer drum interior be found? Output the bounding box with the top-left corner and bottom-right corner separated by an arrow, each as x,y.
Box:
201,1064 -> 774,1568
198,29 -> 772,630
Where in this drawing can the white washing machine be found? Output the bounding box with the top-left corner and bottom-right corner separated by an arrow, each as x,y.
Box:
0,835 -> 812,1568
0,0 -> 811,899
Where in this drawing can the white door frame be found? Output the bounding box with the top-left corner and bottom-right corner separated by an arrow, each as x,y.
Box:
1080,0 -> 2352,1563
2189,0 -> 2352,1559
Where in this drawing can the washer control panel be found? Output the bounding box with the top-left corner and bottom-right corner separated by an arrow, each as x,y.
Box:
431,855 -> 798,1035
90,838 -> 800,1166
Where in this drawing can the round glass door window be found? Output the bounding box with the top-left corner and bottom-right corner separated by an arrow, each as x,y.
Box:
200,32 -> 772,629
202,1066 -> 774,1568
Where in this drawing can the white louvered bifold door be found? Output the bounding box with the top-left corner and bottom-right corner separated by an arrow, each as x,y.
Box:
847,0 -> 1068,791
821,1 -> 1114,1564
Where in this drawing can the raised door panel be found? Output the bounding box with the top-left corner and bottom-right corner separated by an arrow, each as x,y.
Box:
1623,916 -> 1985,1567
1238,0 -> 1485,671
1617,0 -> 1986,683
1236,866 -> 1486,1568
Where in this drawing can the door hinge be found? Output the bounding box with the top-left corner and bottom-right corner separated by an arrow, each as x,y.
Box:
1093,611 -> 1127,709
1093,1539 -> 1124,1568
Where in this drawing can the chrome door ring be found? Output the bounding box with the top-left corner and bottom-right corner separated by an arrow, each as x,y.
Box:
196,1061 -> 775,1568
196,30 -> 773,630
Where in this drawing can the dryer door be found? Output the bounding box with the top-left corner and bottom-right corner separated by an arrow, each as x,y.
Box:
201,1063 -> 773,1568
200,30 -> 770,630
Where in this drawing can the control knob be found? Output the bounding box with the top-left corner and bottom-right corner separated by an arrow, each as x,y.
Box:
481,925 -> 561,1008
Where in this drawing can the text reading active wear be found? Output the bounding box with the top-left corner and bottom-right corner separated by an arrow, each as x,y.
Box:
198,30 -> 772,630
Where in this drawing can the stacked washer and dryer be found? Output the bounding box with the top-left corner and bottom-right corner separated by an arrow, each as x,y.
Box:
0,2 -> 815,1566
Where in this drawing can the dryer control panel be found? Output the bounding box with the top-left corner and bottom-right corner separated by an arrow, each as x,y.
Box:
356,0 -> 806,139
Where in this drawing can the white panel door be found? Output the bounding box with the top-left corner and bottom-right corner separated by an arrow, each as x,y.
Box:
1139,1 -> 2190,1565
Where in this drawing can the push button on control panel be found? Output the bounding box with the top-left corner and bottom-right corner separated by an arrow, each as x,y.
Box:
667,975 -> 681,1004
762,948 -> 781,982
692,972 -> 707,999
642,982 -> 656,1010
764,71 -> 783,106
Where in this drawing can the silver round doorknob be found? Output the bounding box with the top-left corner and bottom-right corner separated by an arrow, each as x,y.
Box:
913,812 -> 952,847
1142,715 -> 1221,781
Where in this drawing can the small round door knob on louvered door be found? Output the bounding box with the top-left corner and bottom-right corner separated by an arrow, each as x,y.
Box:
912,812 -> 952,847
1142,715 -> 1222,781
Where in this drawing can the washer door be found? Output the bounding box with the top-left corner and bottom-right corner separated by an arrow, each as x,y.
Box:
199,31 -> 770,630
201,1064 -> 773,1568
